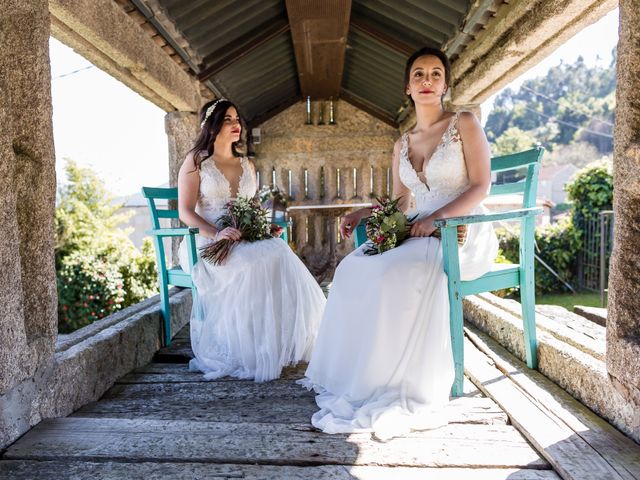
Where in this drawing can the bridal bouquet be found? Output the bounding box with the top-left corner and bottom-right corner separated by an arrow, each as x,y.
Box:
364,197 -> 415,255
363,197 -> 468,256
200,196 -> 273,265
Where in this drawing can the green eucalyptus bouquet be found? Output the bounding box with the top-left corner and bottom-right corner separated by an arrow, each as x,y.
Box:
364,197 -> 416,255
200,196 -> 273,265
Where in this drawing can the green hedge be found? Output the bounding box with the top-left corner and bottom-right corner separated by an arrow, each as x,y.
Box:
496,218 -> 582,295
565,161 -> 613,230
56,160 -> 157,333
57,252 -> 126,332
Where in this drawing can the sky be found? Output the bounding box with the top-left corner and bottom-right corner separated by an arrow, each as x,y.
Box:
49,8 -> 619,197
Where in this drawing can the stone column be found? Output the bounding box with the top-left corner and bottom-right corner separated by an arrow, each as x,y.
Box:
0,0 -> 57,437
165,111 -> 199,265
606,0 -> 640,408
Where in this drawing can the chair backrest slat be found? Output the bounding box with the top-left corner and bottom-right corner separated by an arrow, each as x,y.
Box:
490,182 -> 526,196
491,147 -> 543,172
142,186 -> 178,200
156,210 -> 180,219
489,147 -> 544,209
142,187 -> 179,230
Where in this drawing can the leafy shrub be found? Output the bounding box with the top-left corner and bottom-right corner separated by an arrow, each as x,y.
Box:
57,252 -> 125,333
565,160 -> 613,230
56,160 -> 157,333
496,219 -> 582,295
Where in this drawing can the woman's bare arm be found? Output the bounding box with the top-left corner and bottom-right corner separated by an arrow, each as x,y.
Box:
391,138 -> 412,212
431,112 -> 491,219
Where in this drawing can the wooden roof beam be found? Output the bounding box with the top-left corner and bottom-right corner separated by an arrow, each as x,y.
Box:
285,0 -> 352,99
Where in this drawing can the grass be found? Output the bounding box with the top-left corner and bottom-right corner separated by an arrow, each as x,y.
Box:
537,291 -> 604,311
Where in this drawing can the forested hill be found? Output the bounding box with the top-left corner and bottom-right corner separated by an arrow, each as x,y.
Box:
484,50 -> 616,166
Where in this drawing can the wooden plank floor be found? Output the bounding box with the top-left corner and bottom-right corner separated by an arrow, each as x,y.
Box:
0,324 -> 565,479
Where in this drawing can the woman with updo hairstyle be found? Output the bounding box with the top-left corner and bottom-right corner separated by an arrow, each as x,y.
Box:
299,47 -> 499,440
178,99 -> 325,382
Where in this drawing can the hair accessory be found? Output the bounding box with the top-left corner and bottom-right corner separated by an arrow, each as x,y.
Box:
201,98 -> 228,128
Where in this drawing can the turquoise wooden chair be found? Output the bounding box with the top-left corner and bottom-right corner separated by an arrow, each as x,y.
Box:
143,187 -> 290,346
142,187 -> 198,347
354,147 -> 544,397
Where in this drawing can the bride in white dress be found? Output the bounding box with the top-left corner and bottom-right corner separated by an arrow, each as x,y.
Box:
178,99 -> 326,382
299,47 -> 498,440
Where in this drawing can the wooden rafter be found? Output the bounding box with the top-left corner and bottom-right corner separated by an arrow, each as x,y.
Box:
197,19 -> 290,82
340,88 -> 397,127
285,0 -> 351,99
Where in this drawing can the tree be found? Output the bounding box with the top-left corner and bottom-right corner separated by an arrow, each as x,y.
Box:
484,54 -> 616,158
492,127 -> 537,156
56,160 -> 157,333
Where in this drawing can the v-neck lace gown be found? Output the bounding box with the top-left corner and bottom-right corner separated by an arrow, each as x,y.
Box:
299,113 -> 498,439
178,156 -> 326,382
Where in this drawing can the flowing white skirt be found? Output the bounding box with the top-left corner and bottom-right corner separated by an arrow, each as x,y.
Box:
299,209 -> 497,440
180,237 -> 326,382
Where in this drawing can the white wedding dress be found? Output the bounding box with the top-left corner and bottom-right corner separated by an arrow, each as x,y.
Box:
299,113 -> 498,439
179,155 -> 326,382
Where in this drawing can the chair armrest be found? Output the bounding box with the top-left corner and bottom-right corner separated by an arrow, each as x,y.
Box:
433,207 -> 543,228
145,227 -> 199,237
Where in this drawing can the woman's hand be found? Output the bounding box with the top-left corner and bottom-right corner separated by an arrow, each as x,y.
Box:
340,209 -> 368,238
410,216 -> 437,237
214,227 -> 242,242
270,223 -> 284,238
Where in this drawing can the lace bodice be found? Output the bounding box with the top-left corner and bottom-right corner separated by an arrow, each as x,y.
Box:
398,112 -> 470,214
196,155 -> 256,223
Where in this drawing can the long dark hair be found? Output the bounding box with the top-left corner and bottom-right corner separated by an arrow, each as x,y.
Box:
188,99 -> 246,169
404,47 -> 452,106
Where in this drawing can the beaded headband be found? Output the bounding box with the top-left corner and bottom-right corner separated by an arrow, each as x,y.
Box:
200,98 -> 228,128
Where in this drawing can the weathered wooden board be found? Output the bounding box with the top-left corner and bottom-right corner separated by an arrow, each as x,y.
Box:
464,335 -> 626,480
465,325 -> 640,480
0,461 -> 561,480
120,362 -> 309,383
153,344 -> 193,363
4,417 -> 548,469
74,388 -> 506,426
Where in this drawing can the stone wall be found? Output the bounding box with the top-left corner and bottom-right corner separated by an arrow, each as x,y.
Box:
0,0 -> 57,398
0,289 -> 192,450
166,111 -> 199,265
253,100 -> 399,280
606,0 -> 640,416
49,0 -> 202,112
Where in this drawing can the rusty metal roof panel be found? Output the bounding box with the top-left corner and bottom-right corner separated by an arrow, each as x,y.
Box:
342,28 -> 406,119
155,0 -> 287,66
208,31 -> 300,124
127,0 -> 506,124
350,0 -> 470,51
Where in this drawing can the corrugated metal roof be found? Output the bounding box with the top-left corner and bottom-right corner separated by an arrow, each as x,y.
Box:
350,0 -> 466,50
159,0 -> 285,59
209,31 -> 300,123
129,0 -> 506,126
343,28 -> 406,117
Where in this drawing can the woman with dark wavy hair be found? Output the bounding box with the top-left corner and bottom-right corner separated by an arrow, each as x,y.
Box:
178,99 -> 325,382
299,47 -> 498,439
